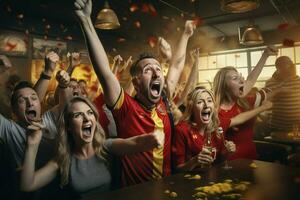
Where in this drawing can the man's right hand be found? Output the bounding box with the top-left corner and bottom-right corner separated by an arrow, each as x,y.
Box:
45,51 -> 59,76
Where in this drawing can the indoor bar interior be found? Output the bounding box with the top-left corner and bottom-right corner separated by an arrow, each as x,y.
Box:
0,0 -> 300,200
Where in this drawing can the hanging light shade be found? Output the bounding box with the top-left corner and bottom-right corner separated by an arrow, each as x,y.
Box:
239,25 -> 264,46
221,0 -> 260,13
94,1 -> 120,30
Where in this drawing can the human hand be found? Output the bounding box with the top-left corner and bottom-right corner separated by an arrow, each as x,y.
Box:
158,37 -> 172,61
26,121 -> 45,146
113,55 -> 123,66
197,148 -> 214,166
263,45 -> 278,57
68,52 -> 81,67
0,55 -> 12,70
184,20 -> 196,37
45,51 -> 59,76
135,133 -> 161,151
56,70 -> 70,88
225,140 -> 236,153
74,0 -> 92,20
261,100 -> 273,111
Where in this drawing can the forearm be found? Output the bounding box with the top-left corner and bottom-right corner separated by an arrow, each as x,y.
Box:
230,106 -> 264,127
79,17 -> 120,106
20,145 -> 39,191
34,70 -> 53,101
166,34 -> 190,98
110,138 -> 138,155
176,60 -> 198,106
244,54 -> 268,95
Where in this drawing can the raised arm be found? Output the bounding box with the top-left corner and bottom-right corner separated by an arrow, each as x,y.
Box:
243,46 -> 278,96
175,48 -> 199,107
20,122 -> 58,191
34,51 -> 59,101
66,52 -> 81,76
229,101 -> 272,127
74,0 -> 120,107
166,20 -> 195,99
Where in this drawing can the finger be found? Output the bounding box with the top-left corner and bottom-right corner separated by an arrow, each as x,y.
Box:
74,2 -> 82,9
77,0 -> 85,8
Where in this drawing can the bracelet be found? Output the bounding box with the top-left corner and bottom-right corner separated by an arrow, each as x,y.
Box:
58,84 -> 68,89
40,72 -> 51,80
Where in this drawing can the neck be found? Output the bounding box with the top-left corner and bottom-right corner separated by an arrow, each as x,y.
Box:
74,143 -> 95,159
135,94 -> 156,110
192,121 -> 206,136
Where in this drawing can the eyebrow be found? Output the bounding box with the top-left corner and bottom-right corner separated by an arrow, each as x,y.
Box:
17,93 -> 37,99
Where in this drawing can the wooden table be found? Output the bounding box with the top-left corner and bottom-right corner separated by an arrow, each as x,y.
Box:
83,159 -> 300,200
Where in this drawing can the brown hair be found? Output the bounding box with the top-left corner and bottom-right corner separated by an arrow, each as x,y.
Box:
213,67 -> 250,111
55,96 -> 107,187
180,86 -> 219,133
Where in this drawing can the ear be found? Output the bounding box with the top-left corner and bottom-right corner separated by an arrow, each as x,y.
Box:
132,77 -> 139,91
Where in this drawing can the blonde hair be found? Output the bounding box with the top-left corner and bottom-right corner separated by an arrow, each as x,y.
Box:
213,67 -> 249,111
180,86 -> 219,133
55,96 -> 107,187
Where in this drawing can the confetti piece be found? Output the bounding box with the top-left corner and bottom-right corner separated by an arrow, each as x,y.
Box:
169,191 -> 178,198
148,4 -> 157,17
283,38 -> 295,47
65,36 -> 73,40
148,36 -> 157,48
117,38 -> 126,43
134,21 -> 141,28
249,162 -> 257,168
277,23 -> 289,31
184,174 -> 191,178
189,174 -> 201,180
193,16 -> 203,26
164,189 -> 170,194
45,24 -> 51,29
130,4 -> 138,12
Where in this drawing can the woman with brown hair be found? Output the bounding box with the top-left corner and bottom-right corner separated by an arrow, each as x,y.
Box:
213,46 -> 277,160
20,96 -> 159,198
172,86 -> 236,172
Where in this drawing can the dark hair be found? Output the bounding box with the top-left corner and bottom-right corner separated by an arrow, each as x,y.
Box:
130,53 -> 157,76
70,78 -> 78,83
10,81 -> 35,111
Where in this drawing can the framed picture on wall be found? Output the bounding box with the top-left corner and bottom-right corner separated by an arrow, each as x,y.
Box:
32,38 -> 67,60
0,30 -> 28,56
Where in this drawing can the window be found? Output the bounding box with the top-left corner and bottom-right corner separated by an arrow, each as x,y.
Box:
197,44 -> 300,89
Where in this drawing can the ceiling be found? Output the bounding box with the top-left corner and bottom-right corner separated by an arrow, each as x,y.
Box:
1,0 -> 300,56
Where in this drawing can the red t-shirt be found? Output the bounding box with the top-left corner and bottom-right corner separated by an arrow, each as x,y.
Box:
219,95 -> 258,160
111,90 -> 171,186
172,121 -> 225,168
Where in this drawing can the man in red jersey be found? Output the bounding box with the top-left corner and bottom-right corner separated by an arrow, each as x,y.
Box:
74,0 -> 195,186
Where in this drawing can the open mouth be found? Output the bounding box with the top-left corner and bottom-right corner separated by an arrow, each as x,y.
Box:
25,110 -> 37,121
201,109 -> 211,121
82,125 -> 92,137
150,82 -> 161,97
239,86 -> 244,94
73,92 -> 79,96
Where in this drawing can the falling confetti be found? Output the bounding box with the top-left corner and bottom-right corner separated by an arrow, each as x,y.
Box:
45,24 -> 51,29
65,35 -> 73,40
25,29 -> 29,35
249,162 -> 257,169
130,4 -> 138,12
117,38 -> 126,43
193,16 -> 203,26
283,38 -> 295,47
122,17 -> 127,21
148,36 -> 157,48
277,23 -> 289,31
44,35 -> 48,40
134,21 -> 141,28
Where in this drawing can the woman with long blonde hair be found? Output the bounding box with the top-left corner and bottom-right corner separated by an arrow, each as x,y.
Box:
172,86 -> 236,172
20,96 -> 160,198
213,46 -> 277,160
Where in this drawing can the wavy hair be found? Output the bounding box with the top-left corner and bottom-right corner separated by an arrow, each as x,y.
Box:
213,67 -> 250,111
55,96 -> 107,187
180,86 -> 219,133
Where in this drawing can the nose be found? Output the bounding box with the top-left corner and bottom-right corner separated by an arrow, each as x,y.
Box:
152,69 -> 160,78
25,97 -> 33,107
82,113 -> 89,121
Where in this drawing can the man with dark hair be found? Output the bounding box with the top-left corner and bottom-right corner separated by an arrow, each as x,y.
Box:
75,0 -> 195,186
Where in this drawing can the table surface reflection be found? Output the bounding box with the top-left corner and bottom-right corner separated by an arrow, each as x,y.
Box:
83,159 -> 300,200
